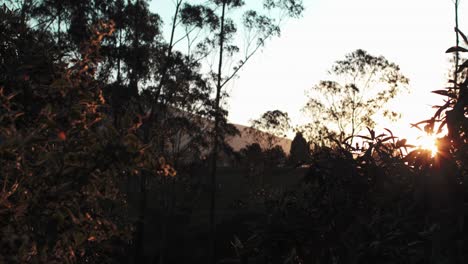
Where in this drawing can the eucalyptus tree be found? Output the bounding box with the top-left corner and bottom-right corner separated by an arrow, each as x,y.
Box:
248,110 -> 291,150
303,49 -> 409,146
31,0 -> 73,47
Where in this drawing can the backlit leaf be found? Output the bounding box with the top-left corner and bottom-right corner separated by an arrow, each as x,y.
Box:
446,46 -> 468,53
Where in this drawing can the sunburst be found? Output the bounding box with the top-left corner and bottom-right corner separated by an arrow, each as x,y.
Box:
416,133 -> 439,157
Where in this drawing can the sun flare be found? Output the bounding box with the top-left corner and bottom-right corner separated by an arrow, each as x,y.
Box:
415,134 -> 439,157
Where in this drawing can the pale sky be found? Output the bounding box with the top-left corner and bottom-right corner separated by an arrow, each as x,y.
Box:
152,0 -> 466,143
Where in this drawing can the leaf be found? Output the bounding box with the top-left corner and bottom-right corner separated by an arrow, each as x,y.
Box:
403,150 -> 419,162
457,60 -> 468,73
432,89 -> 457,99
381,136 -> 396,143
431,90 -> 448,96
433,101 -> 450,119
446,46 -> 468,53
411,119 -> 434,129
384,128 -> 394,138
396,139 -> 407,148
437,120 -> 447,134
456,27 -> 468,45
357,135 -> 372,141
424,123 -> 434,134
366,127 -> 375,139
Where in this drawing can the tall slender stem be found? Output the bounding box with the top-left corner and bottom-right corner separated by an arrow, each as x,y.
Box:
454,0 -> 460,90
154,0 -> 182,105
209,2 -> 226,263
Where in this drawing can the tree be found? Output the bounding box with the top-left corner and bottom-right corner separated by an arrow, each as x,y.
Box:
303,49 -> 409,145
289,132 -> 310,165
240,143 -> 265,169
0,11 -> 132,262
265,145 -> 287,166
248,110 -> 291,150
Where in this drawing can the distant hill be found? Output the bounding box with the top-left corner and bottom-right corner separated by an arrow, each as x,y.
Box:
164,106 -> 292,156
226,123 -> 291,154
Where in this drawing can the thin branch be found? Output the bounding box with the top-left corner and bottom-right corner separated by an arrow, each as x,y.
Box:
172,26 -> 198,47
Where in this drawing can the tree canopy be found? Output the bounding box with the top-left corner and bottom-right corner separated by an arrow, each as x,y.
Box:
302,49 -> 409,145
248,110 -> 291,150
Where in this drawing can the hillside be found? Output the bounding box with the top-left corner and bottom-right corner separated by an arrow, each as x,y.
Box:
226,124 -> 292,153
165,106 -> 292,154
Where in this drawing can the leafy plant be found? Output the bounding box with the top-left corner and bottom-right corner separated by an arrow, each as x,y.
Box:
0,7 -> 176,262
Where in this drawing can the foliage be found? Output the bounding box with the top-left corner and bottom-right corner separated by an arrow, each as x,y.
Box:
233,129 -> 434,263
239,142 -> 286,168
248,110 -> 291,151
239,143 -> 265,173
264,145 -> 287,167
0,6 -> 177,263
0,14 -> 127,262
231,28 -> 468,264
302,49 -> 409,145
288,132 -> 310,165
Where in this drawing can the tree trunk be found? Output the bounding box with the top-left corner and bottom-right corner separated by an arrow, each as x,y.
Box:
154,0 -> 181,105
129,0 -> 140,98
209,2 -> 226,264
117,29 -> 122,84
134,173 -> 147,263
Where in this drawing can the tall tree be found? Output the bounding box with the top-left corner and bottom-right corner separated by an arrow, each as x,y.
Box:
32,0 -> 73,47
289,132 -> 310,165
122,0 -> 161,97
303,49 -> 409,145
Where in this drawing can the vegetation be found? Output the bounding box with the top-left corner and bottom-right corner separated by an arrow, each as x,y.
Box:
289,132 -> 310,165
1,0 -> 468,264
301,49 -> 409,146
248,110 -> 291,151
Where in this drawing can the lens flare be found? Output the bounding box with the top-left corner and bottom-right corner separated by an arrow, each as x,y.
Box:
416,134 -> 438,157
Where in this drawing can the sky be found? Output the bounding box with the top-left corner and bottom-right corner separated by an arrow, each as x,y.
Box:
151,0 -> 466,143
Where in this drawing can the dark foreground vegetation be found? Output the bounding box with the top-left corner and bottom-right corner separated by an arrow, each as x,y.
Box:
1,1 -> 468,263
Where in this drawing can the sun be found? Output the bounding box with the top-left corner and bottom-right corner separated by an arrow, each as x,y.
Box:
415,133 -> 439,157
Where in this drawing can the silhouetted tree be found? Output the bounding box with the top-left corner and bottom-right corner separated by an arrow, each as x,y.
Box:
302,49 -> 409,145
248,110 -> 291,150
240,143 -> 265,176
265,145 -> 287,166
289,132 -> 310,165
